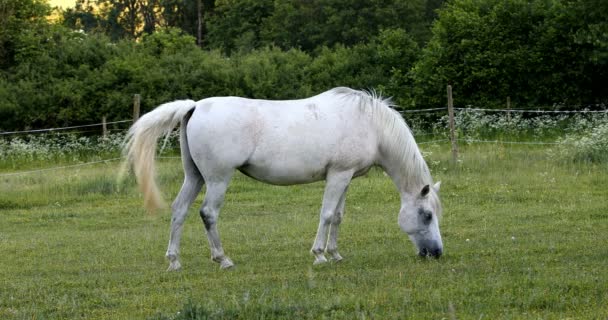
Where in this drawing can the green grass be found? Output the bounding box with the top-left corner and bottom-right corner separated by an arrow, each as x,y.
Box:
1,143 -> 607,319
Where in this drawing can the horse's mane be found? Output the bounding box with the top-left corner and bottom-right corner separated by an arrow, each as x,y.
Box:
330,87 -> 432,191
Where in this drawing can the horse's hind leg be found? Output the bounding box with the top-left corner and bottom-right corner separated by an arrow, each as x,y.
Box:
166,174 -> 204,271
199,172 -> 234,269
166,112 -> 204,271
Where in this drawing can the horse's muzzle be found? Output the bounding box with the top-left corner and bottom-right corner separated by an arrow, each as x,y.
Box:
418,241 -> 443,258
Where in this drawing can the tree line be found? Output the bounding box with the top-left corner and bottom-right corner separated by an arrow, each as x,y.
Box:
0,0 -> 606,131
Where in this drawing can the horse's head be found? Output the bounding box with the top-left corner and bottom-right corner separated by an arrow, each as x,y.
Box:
398,182 -> 443,258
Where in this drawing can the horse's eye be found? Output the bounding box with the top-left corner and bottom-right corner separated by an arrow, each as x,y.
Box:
424,212 -> 432,223
418,208 -> 433,223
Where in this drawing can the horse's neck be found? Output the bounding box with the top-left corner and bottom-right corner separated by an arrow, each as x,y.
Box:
378,141 -> 431,199
355,93 -> 431,198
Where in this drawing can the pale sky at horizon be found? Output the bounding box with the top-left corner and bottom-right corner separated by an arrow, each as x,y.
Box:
49,0 -> 75,9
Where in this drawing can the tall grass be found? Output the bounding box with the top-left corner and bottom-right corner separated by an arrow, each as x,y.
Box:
555,122 -> 608,163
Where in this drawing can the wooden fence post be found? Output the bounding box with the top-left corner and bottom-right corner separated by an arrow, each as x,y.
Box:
447,85 -> 459,163
133,94 -> 141,122
507,96 -> 511,121
102,115 -> 108,139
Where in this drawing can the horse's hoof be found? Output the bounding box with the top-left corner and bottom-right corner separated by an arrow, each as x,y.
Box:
330,253 -> 343,262
313,255 -> 328,265
220,258 -> 234,269
167,261 -> 182,271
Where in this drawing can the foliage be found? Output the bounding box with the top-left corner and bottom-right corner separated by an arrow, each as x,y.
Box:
0,25 -> 117,130
1,0 -> 608,131
62,0 -> 215,41
0,0 -> 51,69
0,23 -> 424,131
256,0 -> 431,52
411,0 -> 608,108
60,0 -> 444,51
204,0 -> 274,54
431,111 -> 608,140
0,133 -> 126,163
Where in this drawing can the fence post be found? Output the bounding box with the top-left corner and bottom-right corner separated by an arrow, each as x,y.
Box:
447,85 -> 459,163
507,96 -> 511,122
102,115 -> 108,139
133,94 -> 141,122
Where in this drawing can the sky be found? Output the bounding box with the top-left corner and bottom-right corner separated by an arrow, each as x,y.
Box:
49,0 -> 75,9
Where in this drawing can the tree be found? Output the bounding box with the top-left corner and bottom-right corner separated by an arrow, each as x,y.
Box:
260,0 -> 429,51
411,0 -> 608,108
204,0 -> 441,54
159,0 -> 215,46
96,0 -> 149,39
204,0 -> 274,53
62,0 -> 102,33
0,0 -> 51,69
63,0 -> 216,43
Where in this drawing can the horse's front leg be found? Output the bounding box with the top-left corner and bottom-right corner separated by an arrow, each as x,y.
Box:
199,175 -> 234,269
311,170 -> 353,265
326,188 -> 347,261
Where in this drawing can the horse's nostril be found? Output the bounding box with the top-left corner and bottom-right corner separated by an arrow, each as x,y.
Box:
430,248 -> 443,258
418,247 -> 442,258
418,248 -> 429,257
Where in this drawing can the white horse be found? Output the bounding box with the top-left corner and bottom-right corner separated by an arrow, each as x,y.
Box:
124,87 -> 443,270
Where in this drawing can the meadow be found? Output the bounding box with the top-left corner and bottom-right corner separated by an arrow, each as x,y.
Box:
1,135 -> 607,319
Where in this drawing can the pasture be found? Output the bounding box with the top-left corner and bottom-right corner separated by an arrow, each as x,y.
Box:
1,143 -> 607,319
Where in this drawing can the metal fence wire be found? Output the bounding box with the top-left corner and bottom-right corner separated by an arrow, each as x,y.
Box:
1,106 -> 606,176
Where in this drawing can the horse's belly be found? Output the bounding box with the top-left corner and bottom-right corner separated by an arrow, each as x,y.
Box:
238,161 -> 327,185
238,145 -> 375,185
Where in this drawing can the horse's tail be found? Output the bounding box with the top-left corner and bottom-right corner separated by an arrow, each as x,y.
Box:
123,99 -> 197,212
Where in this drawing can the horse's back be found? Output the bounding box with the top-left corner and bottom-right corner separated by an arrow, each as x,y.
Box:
186,91 -> 378,184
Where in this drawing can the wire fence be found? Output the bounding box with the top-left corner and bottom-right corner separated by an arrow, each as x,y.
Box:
459,139 -> 562,145
455,107 -> 608,114
400,106 -> 608,115
1,105 -> 606,176
2,106 -> 606,136
402,107 -> 448,113
0,120 -> 132,136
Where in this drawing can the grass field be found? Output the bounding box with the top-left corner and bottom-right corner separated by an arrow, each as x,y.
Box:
1,143 -> 607,319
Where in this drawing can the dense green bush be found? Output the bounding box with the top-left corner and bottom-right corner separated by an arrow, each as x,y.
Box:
205,0 -> 434,54
1,25 -> 423,131
412,0 -> 608,108
1,0 -> 607,132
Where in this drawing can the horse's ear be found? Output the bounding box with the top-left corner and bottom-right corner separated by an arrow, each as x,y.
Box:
420,185 -> 430,197
433,181 -> 441,193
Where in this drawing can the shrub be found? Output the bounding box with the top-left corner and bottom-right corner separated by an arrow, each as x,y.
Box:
0,133 -> 126,162
431,110 -> 608,140
555,122 -> 608,163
